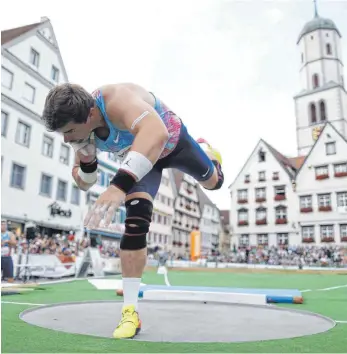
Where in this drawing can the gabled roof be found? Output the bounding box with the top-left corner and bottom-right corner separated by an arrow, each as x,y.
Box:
171,169 -> 184,192
262,140 -> 298,179
1,17 -> 69,82
228,138 -> 303,188
196,185 -> 217,213
1,22 -> 42,45
296,122 -> 347,178
220,210 -> 230,226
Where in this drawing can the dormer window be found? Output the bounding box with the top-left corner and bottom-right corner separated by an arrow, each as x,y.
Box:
258,150 -> 266,162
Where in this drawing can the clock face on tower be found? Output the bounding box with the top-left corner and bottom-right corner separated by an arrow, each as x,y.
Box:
312,126 -> 323,141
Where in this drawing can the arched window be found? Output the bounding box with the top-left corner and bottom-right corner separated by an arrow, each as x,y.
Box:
310,103 -> 317,124
326,43 -> 332,55
320,100 -> 327,121
312,74 -> 319,89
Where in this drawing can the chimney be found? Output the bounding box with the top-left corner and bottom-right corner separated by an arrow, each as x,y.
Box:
40,16 -> 49,22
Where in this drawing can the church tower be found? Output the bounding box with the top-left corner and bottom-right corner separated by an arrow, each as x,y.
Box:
294,0 -> 347,156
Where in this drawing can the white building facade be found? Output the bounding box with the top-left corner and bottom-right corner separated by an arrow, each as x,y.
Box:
229,140 -> 299,248
229,6 -> 347,247
197,185 -> 220,254
1,18 -> 84,235
149,169 -> 175,251
296,124 -> 347,244
295,14 -> 347,156
172,171 -> 201,258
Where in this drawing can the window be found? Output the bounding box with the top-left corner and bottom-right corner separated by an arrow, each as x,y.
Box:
309,103 -> 317,123
237,189 -> 248,201
274,186 -> 286,200
258,171 -> 265,181
337,192 -> 347,207
11,163 -> 26,189
23,83 -> 35,103
97,169 -> 104,186
334,163 -> 347,174
256,207 -> 267,221
302,226 -> 314,239
325,142 -> 336,155
30,48 -> 40,67
340,225 -> 347,238
315,165 -> 328,177
312,74 -> 319,88
51,66 -> 59,82
108,152 -> 118,162
258,150 -> 266,162
277,233 -> 288,245
275,206 -> 287,220
71,185 -> 80,205
319,100 -> 326,121
318,194 -> 331,207
161,176 -> 169,186
60,144 -> 70,164
238,209 -> 248,221
1,111 -> 8,137
240,234 -> 249,246
15,121 -> 31,147
255,187 -> 266,200
57,180 -> 67,201
1,66 -> 13,89
326,43 -> 332,55
273,171 -> 279,180
244,174 -> 250,183
320,225 -> 334,238
107,173 -> 113,186
300,195 -> 312,208
40,174 -> 52,196
42,135 -> 54,158
257,234 -> 268,245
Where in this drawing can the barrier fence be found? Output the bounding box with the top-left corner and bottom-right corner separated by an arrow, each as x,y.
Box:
10,251 -> 347,280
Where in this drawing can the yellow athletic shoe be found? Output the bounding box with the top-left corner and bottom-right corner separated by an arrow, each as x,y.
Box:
113,305 -> 141,339
197,138 -> 223,165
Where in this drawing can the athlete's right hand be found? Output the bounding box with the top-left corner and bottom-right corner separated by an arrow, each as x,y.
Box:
70,139 -> 96,163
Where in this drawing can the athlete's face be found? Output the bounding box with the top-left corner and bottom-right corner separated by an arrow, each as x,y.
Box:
60,110 -> 94,143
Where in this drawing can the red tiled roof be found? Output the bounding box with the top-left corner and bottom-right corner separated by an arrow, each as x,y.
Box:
1,22 -> 41,45
220,210 -> 230,225
288,156 -> 306,169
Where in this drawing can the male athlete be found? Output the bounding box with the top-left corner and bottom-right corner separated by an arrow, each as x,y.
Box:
41,83 -> 224,339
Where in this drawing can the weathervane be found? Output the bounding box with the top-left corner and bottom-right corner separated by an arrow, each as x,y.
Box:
313,0 -> 319,17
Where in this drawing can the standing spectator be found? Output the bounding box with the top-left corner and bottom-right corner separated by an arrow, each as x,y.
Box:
1,220 -> 17,282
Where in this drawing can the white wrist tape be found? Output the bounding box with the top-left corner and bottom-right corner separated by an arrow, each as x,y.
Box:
120,151 -> 153,181
78,168 -> 98,184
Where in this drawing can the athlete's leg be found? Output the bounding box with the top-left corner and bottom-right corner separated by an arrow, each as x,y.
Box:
113,165 -> 162,339
166,123 -> 224,190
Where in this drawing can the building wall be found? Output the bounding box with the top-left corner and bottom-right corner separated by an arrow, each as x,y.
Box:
229,141 -> 297,247
296,124 -> 347,244
1,28 -> 82,233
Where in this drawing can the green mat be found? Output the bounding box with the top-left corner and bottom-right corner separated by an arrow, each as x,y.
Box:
1,270 -> 347,353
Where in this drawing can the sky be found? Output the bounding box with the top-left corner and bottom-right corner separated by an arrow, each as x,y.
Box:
1,0 -> 347,210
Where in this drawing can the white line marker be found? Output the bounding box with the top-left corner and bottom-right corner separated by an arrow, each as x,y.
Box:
1,301 -> 45,306
300,284 -> 347,292
335,320 -> 347,324
318,285 -> 347,291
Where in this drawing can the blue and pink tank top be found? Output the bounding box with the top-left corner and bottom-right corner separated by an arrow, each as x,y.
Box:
91,90 -> 181,161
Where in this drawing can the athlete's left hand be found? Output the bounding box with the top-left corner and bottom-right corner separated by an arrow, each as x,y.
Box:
84,185 -> 126,230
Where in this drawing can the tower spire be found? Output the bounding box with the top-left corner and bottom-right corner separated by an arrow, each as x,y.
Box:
313,0 -> 319,18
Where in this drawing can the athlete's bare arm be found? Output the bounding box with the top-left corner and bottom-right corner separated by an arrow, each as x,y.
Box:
104,86 -> 169,165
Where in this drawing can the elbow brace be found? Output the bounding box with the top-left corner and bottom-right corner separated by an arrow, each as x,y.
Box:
78,158 -> 98,184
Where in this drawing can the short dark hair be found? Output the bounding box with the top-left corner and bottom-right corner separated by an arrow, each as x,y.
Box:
41,83 -> 94,131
